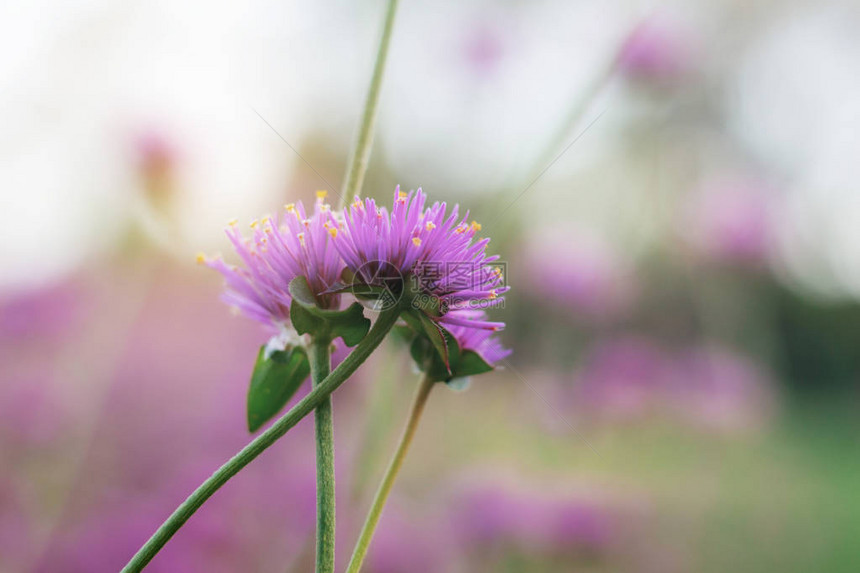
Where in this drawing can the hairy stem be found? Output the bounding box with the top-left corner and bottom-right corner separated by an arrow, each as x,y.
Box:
309,336 -> 335,573
345,373 -> 435,573
120,308 -> 400,573
339,0 -> 400,208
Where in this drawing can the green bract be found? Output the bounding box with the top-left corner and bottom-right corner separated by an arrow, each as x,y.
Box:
247,345 -> 310,432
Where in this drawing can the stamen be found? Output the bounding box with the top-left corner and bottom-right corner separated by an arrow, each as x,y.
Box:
316,190 -> 328,199
425,221 -> 436,231
196,253 -> 207,264
412,237 -> 422,246
470,221 -> 482,233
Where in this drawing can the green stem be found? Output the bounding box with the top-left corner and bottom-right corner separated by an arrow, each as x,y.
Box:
308,336 -> 335,573
120,308 -> 401,573
339,0 -> 400,209
345,373 -> 435,573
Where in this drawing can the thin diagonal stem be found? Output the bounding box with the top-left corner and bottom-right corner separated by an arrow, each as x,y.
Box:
339,0 -> 400,209
345,373 -> 435,573
120,308 -> 400,573
308,337 -> 335,573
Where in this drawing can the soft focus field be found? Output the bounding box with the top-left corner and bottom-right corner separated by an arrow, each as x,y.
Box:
3,1 -> 860,572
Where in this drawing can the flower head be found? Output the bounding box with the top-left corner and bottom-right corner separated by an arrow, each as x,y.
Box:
333,187 -> 508,330
202,192 -> 343,329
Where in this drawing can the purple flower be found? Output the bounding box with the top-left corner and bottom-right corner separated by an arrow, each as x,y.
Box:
202,191 -> 344,329
682,175 -> 775,265
572,336 -> 673,421
450,480 -> 619,557
445,309 -> 511,366
520,230 -> 634,321
333,187 -> 508,331
618,16 -> 695,84
668,345 -> 776,433
361,506 -> 450,573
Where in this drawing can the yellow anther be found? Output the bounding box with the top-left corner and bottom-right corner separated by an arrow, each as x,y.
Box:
302,218 -> 311,227
297,232 -> 305,247
455,225 -> 467,234
316,190 -> 328,199
250,219 -> 259,229
196,252 -> 206,264
470,221 -> 482,232
353,196 -> 362,206
398,191 -> 408,200
285,203 -> 296,213
328,227 -> 338,238
412,237 -> 422,246
320,203 -> 330,212
488,290 -> 498,299
227,219 -> 238,227
425,221 -> 436,231
493,266 -> 502,276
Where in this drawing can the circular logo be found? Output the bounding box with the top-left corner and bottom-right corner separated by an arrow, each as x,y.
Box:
351,260 -> 404,311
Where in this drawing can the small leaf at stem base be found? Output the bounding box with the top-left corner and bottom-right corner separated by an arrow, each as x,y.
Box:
247,344 -> 310,432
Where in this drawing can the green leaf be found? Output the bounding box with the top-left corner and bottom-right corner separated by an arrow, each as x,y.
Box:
330,303 -> 372,346
288,276 -> 371,346
290,301 -> 323,336
409,335 -> 450,382
247,344 -> 310,432
452,350 -> 494,378
416,311 -> 459,372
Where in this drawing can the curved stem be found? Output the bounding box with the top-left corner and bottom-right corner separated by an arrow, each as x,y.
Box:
345,373 -> 435,573
308,336 -> 335,573
339,0 -> 400,209
120,308 -> 400,573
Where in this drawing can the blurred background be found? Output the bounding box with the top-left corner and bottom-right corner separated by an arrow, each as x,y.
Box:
3,0 -> 860,571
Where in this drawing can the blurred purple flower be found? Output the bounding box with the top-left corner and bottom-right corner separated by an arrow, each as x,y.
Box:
618,16 -> 695,84
362,506 -> 449,573
29,267 -> 326,572
461,20 -> 506,77
574,336 -> 672,420
0,279 -> 84,343
572,335 -> 776,432
669,345 -> 776,432
521,231 -> 634,321
683,175 -> 775,265
0,375 -> 67,448
451,480 -> 619,558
